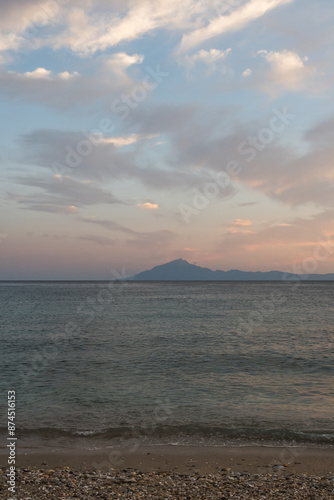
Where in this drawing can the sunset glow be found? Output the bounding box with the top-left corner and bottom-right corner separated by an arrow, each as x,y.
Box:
1,0 -> 334,279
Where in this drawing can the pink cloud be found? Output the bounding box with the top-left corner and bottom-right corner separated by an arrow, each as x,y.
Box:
137,202 -> 159,210
231,218 -> 252,227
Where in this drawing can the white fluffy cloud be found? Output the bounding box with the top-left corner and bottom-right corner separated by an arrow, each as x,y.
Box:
257,49 -> 315,92
24,67 -> 79,79
185,48 -> 232,70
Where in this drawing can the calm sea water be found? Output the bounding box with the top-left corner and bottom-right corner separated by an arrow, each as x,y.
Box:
1,281 -> 333,450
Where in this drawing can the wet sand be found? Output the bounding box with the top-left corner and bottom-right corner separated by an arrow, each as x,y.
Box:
9,444 -> 334,475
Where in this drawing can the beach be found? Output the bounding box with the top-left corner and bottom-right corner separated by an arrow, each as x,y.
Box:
1,445 -> 334,498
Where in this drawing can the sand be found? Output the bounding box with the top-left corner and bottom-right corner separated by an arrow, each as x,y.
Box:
1,445 -> 334,498
9,444 -> 334,475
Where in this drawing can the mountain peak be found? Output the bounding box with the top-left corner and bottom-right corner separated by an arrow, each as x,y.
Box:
129,258 -> 213,280
128,259 -> 334,281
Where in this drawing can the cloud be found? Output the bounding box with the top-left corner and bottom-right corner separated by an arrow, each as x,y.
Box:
232,118 -> 334,209
51,0 -> 208,55
80,215 -> 177,249
9,203 -> 80,214
128,106 -> 334,211
178,0 -> 294,53
200,209 -> 334,272
185,48 -> 232,69
231,218 -> 252,227
0,0 -> 79,63
62,205 -> 80,214
256,49 -> 315,93
235,201 -> 259,208
99,133 -> 158,147
0,0 -> 177,58
23,68 -> 79,80
0,0 -> 236,60
304,117 -> 334,146
0,0 -> 295,63
81,216 -> 135,234
8,175 -> 124,213
0,52 -> 143,107
100,51 -> 144,77
24,67 -> 51,79
217,210 -> 334,264
52,4 -> 148,55
15,100 -> 334,216
76,235 -> 116,246
18,123 -> 228,192
0,68 -> 82,107
120,103 -> 239,202
130,105 -> 329,212
226,218 -> 254,234
123,101 -> 334,211
137,202 -> 159,210
0,0 -> 45,31
125,229 -> 176,249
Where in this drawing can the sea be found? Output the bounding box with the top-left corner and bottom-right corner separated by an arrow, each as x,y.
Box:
1,281 -> 333,455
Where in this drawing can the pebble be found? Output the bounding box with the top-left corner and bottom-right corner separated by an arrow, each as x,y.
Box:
1,466 -> 334,499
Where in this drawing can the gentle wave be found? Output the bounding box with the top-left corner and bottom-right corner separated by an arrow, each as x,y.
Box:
2,425 -> 333,446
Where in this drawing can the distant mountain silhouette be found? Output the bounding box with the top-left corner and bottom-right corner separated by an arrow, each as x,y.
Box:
128,258 -> 334,281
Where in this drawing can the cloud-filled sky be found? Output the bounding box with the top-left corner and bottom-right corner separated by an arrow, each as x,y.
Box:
1,0 -> 334,279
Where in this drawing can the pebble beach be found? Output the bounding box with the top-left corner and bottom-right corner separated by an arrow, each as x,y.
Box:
1,445 -> 334,499
1,466 -> 334,499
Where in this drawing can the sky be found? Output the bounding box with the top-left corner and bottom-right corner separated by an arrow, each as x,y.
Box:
1,0 -> 334,279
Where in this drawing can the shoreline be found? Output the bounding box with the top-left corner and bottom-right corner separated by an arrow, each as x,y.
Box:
1,446 -> 334,499
1,444 -> 333,475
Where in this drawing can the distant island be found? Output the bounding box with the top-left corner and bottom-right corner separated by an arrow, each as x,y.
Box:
128,258 -> 334,281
